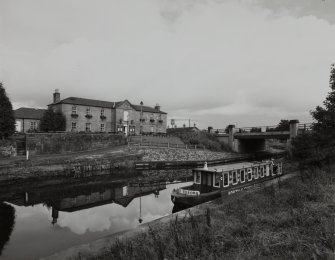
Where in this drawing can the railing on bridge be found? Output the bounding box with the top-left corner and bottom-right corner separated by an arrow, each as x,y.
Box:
211,123 -> 313,135
298,123 -> 313,132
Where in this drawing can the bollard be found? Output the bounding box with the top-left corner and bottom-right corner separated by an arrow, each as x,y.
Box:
26,150 -> 29,161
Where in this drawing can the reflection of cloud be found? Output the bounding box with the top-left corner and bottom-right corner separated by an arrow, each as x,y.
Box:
56,182 -> 189,235
58,210 -> 112,235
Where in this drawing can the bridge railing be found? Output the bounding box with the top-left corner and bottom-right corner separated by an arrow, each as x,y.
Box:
212,123 -> 313,135
236,125 -> 280,133
298,123 -> 313,132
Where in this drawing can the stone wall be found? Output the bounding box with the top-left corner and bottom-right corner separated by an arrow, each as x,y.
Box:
60,104 -> 113,132
26,133 -> 127,155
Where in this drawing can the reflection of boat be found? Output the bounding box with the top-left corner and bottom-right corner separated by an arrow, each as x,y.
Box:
172,203 -> 190,214
171,160 -> 283,207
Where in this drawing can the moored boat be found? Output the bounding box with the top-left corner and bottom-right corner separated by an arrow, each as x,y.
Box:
171,159 -> 283,207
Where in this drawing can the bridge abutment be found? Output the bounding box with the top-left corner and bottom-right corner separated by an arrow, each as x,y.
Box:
287,119 -> 299,154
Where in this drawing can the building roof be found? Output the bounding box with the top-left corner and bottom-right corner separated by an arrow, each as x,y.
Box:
14,107 -> 46,120
52,97 -> 115,108
132,104 -> 167,114
51,97 -> 167,114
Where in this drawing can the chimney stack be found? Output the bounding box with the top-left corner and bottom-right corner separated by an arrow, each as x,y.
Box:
154,103 -> 160,111
53,89 -> 60,104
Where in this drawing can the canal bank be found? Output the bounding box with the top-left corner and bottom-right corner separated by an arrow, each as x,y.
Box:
42,166 -> 319,260
0,144 -> 285,181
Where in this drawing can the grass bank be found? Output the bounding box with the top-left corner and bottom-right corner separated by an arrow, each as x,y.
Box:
170,131 -> 229,152
72,164 -> 334,260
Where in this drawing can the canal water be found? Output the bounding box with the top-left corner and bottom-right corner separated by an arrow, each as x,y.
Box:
0,170 -> 193,260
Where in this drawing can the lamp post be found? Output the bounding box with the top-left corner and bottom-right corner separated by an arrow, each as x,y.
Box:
140,101 -> 143,144
138,183 -> 143,224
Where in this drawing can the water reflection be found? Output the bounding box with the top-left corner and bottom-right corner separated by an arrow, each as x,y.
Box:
0,202 -> 15,255
0,171 -> 192,260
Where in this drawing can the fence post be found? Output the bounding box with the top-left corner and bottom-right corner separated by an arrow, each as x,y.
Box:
168,143 -> 170,148
195,145 -> 197,150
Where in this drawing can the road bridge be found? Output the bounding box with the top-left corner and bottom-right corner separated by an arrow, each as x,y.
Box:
213,120 -> 312,153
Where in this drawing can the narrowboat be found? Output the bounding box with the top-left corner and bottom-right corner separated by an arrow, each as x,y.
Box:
171,160 -> 283,207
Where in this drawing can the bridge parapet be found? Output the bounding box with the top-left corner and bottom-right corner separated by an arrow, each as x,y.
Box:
218,120 -> 313,153
298,123 -> 313,133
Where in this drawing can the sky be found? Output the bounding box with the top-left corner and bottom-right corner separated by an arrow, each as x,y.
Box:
1,0 -> 335,129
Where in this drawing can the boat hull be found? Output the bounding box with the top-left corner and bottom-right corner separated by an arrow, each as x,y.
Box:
171,189 -> 222,207
171,175 -> 279,207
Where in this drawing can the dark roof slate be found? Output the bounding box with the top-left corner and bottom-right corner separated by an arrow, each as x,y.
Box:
132,105 -> 167,114
53,97 -> 115,108
52,97 -> 167,114
14,108 -> 46,120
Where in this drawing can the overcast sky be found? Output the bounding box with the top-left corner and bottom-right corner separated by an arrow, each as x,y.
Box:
1,0 -> 335,129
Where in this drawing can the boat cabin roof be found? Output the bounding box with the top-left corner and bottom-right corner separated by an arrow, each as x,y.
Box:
194,161 -> 269,173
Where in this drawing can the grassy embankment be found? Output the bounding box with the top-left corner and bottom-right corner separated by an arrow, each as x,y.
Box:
171,131 -> 230,152
73,162 -> 334,260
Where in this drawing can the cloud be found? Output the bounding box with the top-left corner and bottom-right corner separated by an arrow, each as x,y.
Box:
0,0 -> 334,128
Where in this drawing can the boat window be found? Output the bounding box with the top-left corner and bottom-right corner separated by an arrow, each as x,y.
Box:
237,170 -> 240,183
240,169 -> 245,183
194,171 -> 201,184
260,166 -> 264,178
254,167 -> 259,179
214,173 -> 221,187
229,171 -> 233,184
277,162 -> 282,175
265,165 -> 270,176
223,172 -> 229,187
272,164 -> 277,175
247,168 -> 252,181
232,171 -> 237,185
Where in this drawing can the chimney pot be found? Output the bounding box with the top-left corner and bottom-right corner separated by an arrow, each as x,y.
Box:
53,89 -> 60,104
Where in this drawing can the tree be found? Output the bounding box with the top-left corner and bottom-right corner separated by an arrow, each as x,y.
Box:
0,82 -> 15,139
275,119 -> 290,131
311,63 -> 335,136
40,107 -> 66,132
292,63 -> 335,163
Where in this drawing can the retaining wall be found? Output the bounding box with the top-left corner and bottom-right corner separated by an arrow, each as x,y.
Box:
26,133 -> 127,155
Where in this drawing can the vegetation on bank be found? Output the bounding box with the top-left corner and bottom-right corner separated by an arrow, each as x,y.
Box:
171,131 -> 230,152
0,82 -> 15,140
73,163 -> 334,260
